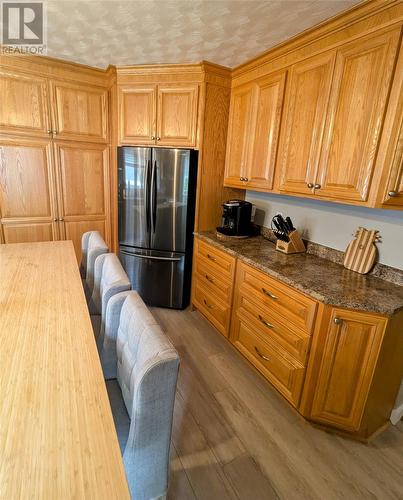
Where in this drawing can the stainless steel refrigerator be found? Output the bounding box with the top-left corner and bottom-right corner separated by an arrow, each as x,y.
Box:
118,147 -> 198,309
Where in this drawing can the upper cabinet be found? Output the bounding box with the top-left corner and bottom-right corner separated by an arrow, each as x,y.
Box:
118,82 -> 199,148
315,29 -> 401,202
51,81 -> 109,143
118,85 -> 157,145
277,53 -> 335,195
224,83 -> 256,188
224,71 -> 286,190
0,70 -> 51,137
157,84 -> 199,147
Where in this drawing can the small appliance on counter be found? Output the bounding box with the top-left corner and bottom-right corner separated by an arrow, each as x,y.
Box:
216,200 -> 255,237
271,213 -> 306,254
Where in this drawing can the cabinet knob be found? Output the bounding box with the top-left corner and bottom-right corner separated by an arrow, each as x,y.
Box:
244,177 -> 249,182
53,130 -> 58,135
156,137 -> 161,141
314,184 -> 321,189
47,130 -> 52,135
388,191 -> 398,198
307,183 -> 314,188
58,218 -> 64,222
240,177 -> 244,181
334,317 -> 342,325
151,136 -> 156,140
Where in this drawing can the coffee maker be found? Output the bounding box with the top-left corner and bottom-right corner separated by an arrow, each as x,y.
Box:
217,200 -> 253,236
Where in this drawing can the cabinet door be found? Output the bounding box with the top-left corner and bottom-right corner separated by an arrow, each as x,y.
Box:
118,85 -> 157,145
381,119 -> 403,206
54,142 -> 110,260
0,138 -> 58,243
309,308 -> 387,432
247,71 -> 286,191
277,52 -> 336,195
51,81 -> 108,142
224,83 -> 256,188
156,84 -> 199,147
316,29 -> 401,202
0,70 -> 51,137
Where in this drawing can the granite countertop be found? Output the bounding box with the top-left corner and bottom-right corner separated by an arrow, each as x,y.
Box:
195,231 -> 403,316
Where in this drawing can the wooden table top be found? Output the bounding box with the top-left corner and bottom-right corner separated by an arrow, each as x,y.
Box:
0,241 -> 129,499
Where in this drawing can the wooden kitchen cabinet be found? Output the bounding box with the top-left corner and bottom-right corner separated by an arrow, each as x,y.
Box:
0,70 -> 51,137
50,80 -> 109,143
53,142 -> 110,259
118,85 -> 157,145
0,137 -> 59,243
315,28 -> 401,203
224,71 -> 286,190
157,84 -> 199,147
304,308 -> 388,433
118,83 -> 199,147
223,83 -> 255,188
277,51 -> 336,195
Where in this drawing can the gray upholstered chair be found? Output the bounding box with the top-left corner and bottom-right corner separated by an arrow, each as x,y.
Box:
80,231 -> 108,299
89,253 -> 131,340
102,291 -> 180,500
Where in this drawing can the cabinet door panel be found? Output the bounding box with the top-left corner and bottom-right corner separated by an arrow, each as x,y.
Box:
382,120 -> 403,206
54,142 -> 110,261
224,83 -> 255,188
0,71 -> 50,137
2,222 -> 56,244
317,29 -> 401,202
118,85 -> 157,145
157,85 -> 199,147
0,138 -> 57,220
248,71 -> 286,191
278,52 -> 335,195
51,81 -> 108,142
310,309 -> 387,432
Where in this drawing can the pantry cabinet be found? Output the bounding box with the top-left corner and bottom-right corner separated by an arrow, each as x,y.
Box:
0,60 -> 112,259
118,82 -> 199,147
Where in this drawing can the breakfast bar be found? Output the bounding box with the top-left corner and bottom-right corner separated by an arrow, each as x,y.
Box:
0,241 -> 129,498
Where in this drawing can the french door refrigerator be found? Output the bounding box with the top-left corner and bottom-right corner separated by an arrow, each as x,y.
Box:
118,147 -> 198,309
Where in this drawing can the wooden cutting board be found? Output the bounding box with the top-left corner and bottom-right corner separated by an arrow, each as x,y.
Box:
343,227 -> 380,274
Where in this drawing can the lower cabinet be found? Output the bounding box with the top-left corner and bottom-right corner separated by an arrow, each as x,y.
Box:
191,237 -> 403,439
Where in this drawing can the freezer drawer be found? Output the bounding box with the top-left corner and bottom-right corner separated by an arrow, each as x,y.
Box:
119,246 -> 188,309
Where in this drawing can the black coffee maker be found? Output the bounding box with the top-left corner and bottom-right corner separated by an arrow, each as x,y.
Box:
217,200 -> 253,236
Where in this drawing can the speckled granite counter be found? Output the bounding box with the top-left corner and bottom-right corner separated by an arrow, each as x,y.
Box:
195,231 -> 403,316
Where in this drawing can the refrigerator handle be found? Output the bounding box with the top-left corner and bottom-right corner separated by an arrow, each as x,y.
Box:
151,160 -> 157,232
145,159 -> 151,233
120,249 -> 181,262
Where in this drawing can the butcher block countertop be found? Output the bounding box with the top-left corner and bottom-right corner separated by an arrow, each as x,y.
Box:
195,231 -> 403,316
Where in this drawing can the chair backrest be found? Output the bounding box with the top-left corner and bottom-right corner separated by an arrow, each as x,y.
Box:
80,231 -> 108,291
115,292 -> 180,500
89,253 -> 131,338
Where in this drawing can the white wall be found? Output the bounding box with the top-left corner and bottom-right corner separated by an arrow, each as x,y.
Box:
246,191 -> 403,269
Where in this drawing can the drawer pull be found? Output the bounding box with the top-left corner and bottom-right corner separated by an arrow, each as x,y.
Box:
261,288 -> 278,300
258,315 -> 274,329
207,254 -> 216,262
204,299 -> 213,309
205,274 -> 214,284
334,317 -> 342,325
254,346 -> 270,362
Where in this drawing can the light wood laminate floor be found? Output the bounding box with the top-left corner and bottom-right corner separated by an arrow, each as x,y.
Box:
149,307 -> 403,500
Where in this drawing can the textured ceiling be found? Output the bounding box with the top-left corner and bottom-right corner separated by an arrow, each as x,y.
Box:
45,0 -> 362,69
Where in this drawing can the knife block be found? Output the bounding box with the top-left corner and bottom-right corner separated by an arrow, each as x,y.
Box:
276,230 -> 306,254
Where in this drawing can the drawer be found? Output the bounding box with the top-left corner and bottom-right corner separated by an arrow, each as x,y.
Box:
193,277 -> 231,337
194,256 -> 233,303
195,239 -> 235,280
230,316 -> 306,407
236,293 -> 311,365
238,262 -> 317,334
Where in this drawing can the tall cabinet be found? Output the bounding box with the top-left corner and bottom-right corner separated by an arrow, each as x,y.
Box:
0,58 -> 112,259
